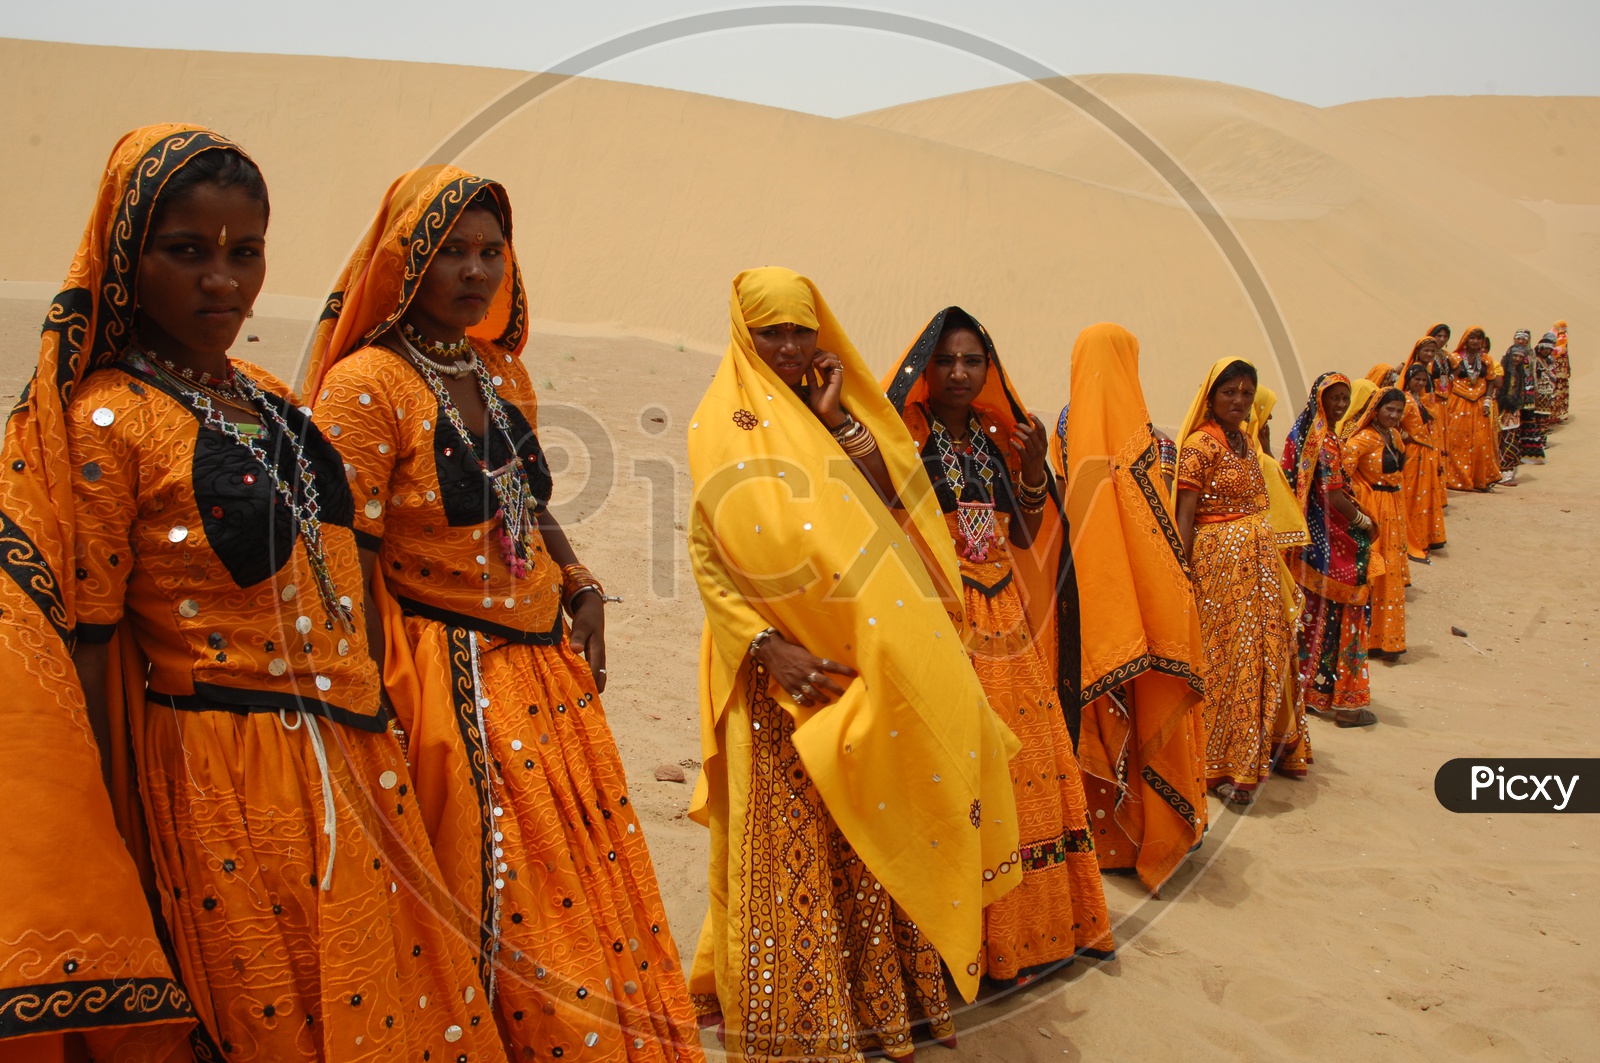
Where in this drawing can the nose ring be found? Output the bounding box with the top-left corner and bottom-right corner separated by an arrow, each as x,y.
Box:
229,279 -> 239,289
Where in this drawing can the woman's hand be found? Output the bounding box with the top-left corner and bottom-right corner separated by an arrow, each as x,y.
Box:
806,349 -> 848,430
756,632 -> 857,707
1011,413 -> 1049,488
568,592 -> 608,692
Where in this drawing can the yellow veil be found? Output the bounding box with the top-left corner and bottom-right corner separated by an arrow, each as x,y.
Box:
686,267 -> 1021,1001
1339,379 -> 1379,438
1175,359 -> 1302,628
1172,357 -> 1257,502
1249,386 -> 1311,549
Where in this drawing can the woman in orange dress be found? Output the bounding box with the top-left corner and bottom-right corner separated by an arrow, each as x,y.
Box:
42,127 -> 501,1062
1173,359 -> 1307,806
1049,323 -> 1207,894
1365,363 -> 1398,388
1343,388 -> 1409,659
885,307 -> 1113,980
1444,326 -> 1501,491
1398,358 -> 1447,563
305,167 -> 702,1062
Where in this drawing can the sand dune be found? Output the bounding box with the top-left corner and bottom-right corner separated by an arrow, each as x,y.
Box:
8,40 -> 1591,424
3,36 -> 1598,1061
855,76 -> 1595,409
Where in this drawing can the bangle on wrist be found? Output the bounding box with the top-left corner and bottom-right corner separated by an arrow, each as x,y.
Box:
561,563 -> 605,617
837,419 -> 878,459
749,627 -> 778,663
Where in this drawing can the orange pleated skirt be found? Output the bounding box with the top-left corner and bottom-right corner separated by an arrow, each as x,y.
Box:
1352,489 -> 1407,654
964,577 -> 1114,979
137,705 -> 504,1062
398,617 -> 704,1062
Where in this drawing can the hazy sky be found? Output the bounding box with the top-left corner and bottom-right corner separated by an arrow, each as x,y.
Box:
4,1 -> 1596,116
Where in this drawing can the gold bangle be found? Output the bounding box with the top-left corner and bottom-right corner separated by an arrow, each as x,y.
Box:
840,422 -> 878,458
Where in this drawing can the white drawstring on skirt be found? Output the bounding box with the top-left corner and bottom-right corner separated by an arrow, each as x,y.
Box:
280,708 -> 338,890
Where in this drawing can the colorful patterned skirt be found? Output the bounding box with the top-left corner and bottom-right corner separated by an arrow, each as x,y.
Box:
1498,412 -> 1523,473
964,577 -> 1113,980
1191,510 -> 1295,792
689,669 -> 953,1062
1520,407 -> 1549,461
398,617 -> 704,1062
1297,590 -> 1371,711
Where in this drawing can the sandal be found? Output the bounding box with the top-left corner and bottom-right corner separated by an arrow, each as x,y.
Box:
1333,708 -> 1378,728
1214,782 -> 1255,805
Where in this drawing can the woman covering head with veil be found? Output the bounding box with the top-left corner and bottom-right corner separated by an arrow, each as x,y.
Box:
687,268 -> 1023,1059
1444,326 -> 1501,491
2,125 -> 499,1061
1048,323 -> 1208,893
1342,386 -> 1410,660
1172,358 -> 1309,806
1396,337 -> 1449,560
306,166 -> 703,1061
1284,372 -> 1379,727
885,307 -> 1113,981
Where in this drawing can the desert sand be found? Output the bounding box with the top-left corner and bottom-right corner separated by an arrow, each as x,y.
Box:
2,35 -> 1597,1062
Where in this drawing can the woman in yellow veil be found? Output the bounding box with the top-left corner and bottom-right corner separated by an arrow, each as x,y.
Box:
687,268 -> 1022,1060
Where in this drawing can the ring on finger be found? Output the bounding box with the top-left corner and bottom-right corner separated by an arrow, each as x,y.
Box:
806,671 -> 824,685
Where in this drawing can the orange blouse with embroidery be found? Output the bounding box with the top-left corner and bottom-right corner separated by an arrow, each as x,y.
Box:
312,342 -> 564,641
1175,429 -> 1269,522
68,359 -> 382,729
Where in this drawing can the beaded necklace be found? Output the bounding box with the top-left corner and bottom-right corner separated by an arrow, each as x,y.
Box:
928,412 -> 999,562
399,334 -> 540,578
401,322 -> 477,377
127,348 -> 357,633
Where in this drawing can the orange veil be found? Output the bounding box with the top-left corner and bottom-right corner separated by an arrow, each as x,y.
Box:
300,166 -> 526,730
0,126 -> 240,1058
1047,323 -> 1208,891
302,166 -> 524,397
880,306 -> 1064,656
1397,337 -> 1437,386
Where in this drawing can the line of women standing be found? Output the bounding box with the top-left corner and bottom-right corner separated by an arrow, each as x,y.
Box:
2,123 -> 1574,1061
